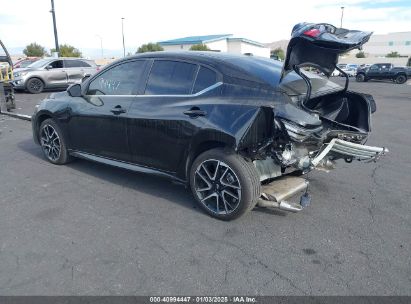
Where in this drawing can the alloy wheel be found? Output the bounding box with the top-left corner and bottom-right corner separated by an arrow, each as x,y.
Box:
28,79 -> 43,93
40,124 -> 61,161
194,159 -> 242,215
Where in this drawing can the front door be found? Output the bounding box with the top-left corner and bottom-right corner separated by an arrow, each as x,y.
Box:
43,59 -> 67,88
68,59 -> 149,162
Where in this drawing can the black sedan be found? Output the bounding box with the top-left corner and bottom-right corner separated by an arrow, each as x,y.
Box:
32,23 -> 387,220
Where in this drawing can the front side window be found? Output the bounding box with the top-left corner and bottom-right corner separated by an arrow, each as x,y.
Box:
48,60 -> 64,69
193,66 -> 217,93
145,60 -> 197,95
370,65 -> 379,70
87,60 -> 147,95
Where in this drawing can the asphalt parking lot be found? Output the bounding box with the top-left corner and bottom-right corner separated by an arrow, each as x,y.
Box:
0,79 -> 410,295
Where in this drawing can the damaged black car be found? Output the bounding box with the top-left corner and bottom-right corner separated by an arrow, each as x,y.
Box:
32,23 -> 388,220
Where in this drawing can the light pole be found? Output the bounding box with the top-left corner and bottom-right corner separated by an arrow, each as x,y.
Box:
50,0 -> 60,56
121,17 -> 126,57
96,35 -> 103,58
340,6 -> 345,28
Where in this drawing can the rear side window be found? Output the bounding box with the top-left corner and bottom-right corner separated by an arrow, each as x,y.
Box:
193,66 -> 217,93
65,60 -> 91,68
145,60 -> 197,95
87,60 -> 147,95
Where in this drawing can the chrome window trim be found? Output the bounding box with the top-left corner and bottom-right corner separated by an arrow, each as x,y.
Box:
85,81 -> 223,98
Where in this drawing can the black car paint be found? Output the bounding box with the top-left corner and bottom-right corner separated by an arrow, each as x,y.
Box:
283,23 -> 372,78
32,51 -> 372,183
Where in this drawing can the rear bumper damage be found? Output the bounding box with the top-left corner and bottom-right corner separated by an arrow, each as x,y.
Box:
311,138 -> 388,166
256,139 -> 388,213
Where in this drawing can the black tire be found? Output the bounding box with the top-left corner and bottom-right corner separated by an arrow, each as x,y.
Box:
356,73 -> 365,82
26,77 -> 44,94
190,148 -> 260,220
39,119 -> 72,165
395,74 -> 407,84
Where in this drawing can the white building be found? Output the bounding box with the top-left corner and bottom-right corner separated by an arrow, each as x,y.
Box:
158,34 -> 270,57
363,31 -> 411,56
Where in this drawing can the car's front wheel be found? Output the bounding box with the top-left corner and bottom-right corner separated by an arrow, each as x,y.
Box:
39,119 -> 71,165
26,77 -> 44,94
190,148 -> 260,220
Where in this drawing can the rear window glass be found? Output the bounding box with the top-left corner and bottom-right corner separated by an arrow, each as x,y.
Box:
193,66 -> 217,93
65,60 -> 91,68
145,60 -> 197,95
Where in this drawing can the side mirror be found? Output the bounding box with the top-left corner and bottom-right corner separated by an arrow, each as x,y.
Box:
67,84 -> 82,97
45,65 -> 53,70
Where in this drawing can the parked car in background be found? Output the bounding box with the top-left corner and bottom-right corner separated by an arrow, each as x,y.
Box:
356,63 -> 411,84
340,64 -> 359,77
13,57 -> 40,69
331,63 -> 348,76
32,22 -> 387,220
12,57 -> 98,93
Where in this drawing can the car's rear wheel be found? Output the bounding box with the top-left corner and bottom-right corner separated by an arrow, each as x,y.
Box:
190,148 -> 260,220
39,119 -> 71,165
395,74 -> 407,84
356,74 -> 365,82
26,78 -> 44,94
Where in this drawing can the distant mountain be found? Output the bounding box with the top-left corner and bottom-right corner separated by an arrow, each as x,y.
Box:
264,39 -> 289,51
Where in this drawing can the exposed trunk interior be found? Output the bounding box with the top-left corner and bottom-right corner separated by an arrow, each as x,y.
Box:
305,91 -> 371,133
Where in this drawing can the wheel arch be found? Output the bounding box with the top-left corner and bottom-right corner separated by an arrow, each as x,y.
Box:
26,76 -> 46,87
183,139 -> 232,184
33,111 -> 53,144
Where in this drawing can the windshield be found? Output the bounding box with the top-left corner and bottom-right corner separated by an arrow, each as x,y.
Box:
20,60 -> 37,68
27,59 -> 50,69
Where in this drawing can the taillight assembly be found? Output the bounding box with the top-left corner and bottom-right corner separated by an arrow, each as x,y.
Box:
303,28 -> 321,38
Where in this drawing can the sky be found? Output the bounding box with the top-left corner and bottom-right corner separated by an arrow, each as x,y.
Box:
0,0 -> 410,58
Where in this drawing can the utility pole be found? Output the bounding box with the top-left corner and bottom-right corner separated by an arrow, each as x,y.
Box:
96,35 -> 104,58
121,17 -> 126,57
340,6 -> 345,28
50,0 -> 60,56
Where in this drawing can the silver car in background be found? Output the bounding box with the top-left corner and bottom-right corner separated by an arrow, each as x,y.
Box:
12,57 -> 98,93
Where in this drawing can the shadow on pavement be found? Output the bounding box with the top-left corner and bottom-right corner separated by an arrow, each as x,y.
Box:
18,138 -> 291,218
17,138 -> 200,214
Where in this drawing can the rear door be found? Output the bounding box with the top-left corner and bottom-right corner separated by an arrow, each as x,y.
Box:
68,59 -> 150,161
65,59 -> 92,84
127,60 -> 219,173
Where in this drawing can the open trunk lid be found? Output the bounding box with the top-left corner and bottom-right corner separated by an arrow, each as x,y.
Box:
281,23 -> 372,78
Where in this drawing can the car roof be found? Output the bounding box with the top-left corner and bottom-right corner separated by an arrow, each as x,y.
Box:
126,51 -> 284,88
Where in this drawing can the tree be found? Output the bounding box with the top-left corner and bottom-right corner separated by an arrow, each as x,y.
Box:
386,51 -> 400,58
137,43 -> 164,53
23,43 -> 47,57
51,44 -> 82,57
270,47 -> 285,60
189,44 -> 210,51
356,51 -> 366,58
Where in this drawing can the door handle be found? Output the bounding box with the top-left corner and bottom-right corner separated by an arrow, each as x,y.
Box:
183,107 -> 206,118
111,105 -> 126,115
